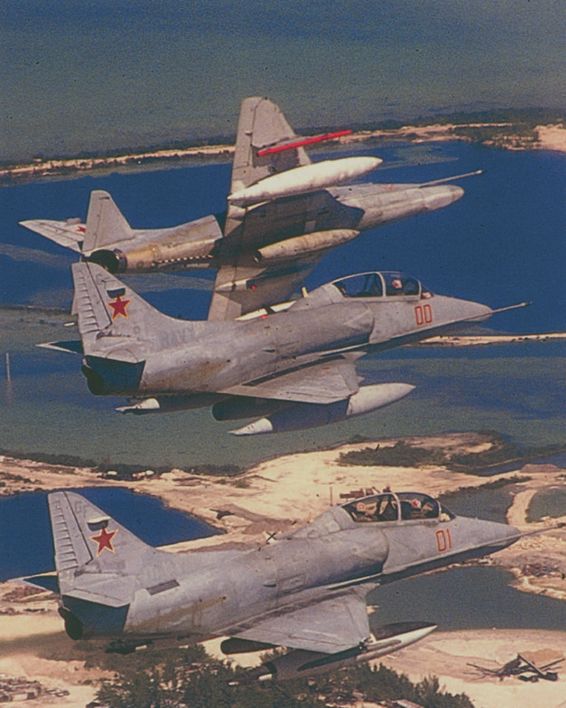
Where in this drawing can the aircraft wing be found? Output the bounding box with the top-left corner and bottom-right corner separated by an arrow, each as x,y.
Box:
220,356 -> 360,404
208,257 -> 318,320
19,219 -> 85,252
211,97 -> 363,320
211,96 -> 315,320
231,590 -> 371,653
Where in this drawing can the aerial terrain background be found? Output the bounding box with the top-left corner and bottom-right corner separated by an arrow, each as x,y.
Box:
1,0 -> 565,161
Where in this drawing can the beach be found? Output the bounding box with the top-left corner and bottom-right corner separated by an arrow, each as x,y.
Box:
2,121 -> 565,186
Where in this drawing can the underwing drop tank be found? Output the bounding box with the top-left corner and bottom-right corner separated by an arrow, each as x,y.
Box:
256,622 -> 436,681
230,383 -> 414,435
254,229 -> 359,264
228,156 -> 382,207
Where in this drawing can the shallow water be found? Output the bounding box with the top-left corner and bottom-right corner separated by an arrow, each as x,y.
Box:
1,335 -> 566,468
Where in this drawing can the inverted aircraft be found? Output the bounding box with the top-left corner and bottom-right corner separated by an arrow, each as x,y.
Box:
21,96 -> 475,319
43,262 -> 526,434
45,489 -> 520,680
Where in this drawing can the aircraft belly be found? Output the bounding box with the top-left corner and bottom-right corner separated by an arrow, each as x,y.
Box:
235,191 -> 363,249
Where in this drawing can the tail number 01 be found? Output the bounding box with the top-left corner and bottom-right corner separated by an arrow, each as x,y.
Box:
415,304 -> 433,326
435,528 -> 453,553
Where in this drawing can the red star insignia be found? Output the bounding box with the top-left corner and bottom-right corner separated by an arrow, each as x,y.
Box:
91,527 -> 117,555
108,295 -> 130,319
76,225 -> 87,233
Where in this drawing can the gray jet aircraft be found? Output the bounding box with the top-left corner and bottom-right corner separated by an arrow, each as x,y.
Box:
42,262 -> 526,434
45,489 -> 520,680
21,97 -> 475,319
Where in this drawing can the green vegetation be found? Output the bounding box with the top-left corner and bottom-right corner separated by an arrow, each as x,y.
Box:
441,474 -> 532,500
90,644 -> 474,708
0,447 -> 241,481
340,440 -> 445,467
339,433 -> 566,474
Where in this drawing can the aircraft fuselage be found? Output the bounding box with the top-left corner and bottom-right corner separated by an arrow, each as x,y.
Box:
82,291 -> 490,397
87,182 -> 463,274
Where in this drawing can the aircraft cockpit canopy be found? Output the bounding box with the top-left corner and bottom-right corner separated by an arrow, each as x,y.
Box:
332,271 -> 432,299
342,491 -> 454,523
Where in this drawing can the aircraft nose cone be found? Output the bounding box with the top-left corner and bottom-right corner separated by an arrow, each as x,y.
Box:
502,524 -> 522,547
481,521 -> 522,552
464,301 -> 494,324
421,185 -> 464,211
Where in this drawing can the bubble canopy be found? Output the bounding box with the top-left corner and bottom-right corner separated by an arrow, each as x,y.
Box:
342,491 -> 454,524
331,271 -> 432,299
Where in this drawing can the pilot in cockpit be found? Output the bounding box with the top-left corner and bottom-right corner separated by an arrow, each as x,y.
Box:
353,499 -> 378,521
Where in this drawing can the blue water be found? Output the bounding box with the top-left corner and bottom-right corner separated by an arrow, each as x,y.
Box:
0,141 -> 565,467
0,487 -> 218,581
2,141 -> 566,333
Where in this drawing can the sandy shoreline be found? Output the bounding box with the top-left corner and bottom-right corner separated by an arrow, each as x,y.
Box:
1,431 -> 565,705
1,121 -> 564,185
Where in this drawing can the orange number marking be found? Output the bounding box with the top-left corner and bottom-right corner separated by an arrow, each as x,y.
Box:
435,528 -> 452,553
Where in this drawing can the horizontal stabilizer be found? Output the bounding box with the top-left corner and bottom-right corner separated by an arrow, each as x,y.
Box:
19,219 -> 85,252
37,340 -> 83,355
23,573 -> 60,593
257,129 -> 352,156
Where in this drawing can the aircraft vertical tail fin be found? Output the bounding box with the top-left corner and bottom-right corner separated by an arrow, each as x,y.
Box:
72,261 -> 185,349
230,96 -> 311,195
48,491 -> 161,636
48,491 -> 154,577
82,190 -> 134,253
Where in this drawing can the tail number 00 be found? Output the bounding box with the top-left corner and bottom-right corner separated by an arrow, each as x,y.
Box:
435,528 -> 452,553
415,304 -> 433,326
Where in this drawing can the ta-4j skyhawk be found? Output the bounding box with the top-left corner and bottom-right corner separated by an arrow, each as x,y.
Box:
43,488 -> 520,681
21,96 -> 478,319
41,262 -> 526,435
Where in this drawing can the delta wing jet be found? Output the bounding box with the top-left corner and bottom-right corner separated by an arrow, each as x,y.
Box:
21,97 -> 475,319
41,262 -> 526,434
45,489 -> 520,680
